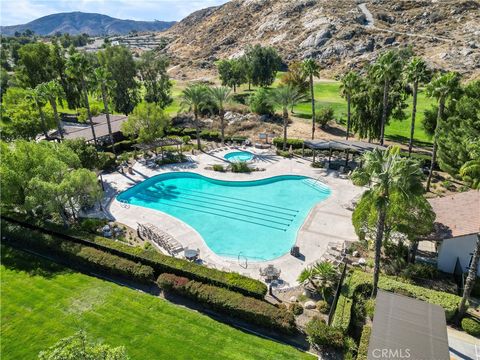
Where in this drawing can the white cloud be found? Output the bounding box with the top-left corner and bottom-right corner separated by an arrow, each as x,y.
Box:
0,0 -> 228,26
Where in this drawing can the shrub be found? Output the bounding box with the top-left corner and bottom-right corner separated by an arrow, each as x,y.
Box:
276,150 -> 292,158
311,161 -> 323,168
200,130 -> 220,141
364,298 -> 375,320
401,263 -> 438,280
249,88 -> 273,115
306,318 -> 344,349
357,325 -> 372,360
316,300 -> 330,314
97,151 -> 116,171
272,137 -> 303,149
212,164 -> 225,172
289,302 -> 304,316
157,274 -> 295,333
182,135 -> 190,144
315,107 -> 334,129
230,161 -> 251,173
77,218 -> 107,234
156,153 -> 187,166
332,295 -> 352,333
461,317 -> 480,337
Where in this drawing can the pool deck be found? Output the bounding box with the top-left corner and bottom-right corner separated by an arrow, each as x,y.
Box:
101,148 -> 363,287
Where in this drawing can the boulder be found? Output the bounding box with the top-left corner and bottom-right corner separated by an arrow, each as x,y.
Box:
289,296 -> 297,302
300,27 -> 332,49
304,300 -> 317,309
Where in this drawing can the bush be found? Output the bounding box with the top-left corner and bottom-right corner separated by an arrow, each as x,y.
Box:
157,274 -> 295,333
332,295 -> 352,333
289,302 -> 304,316
357,325 -> 372,360
230,161 -> 251,173
200,130 -> 220,141
311,161 -> 323,168
272,137 -> 303,149
364,298 -> 375,320
276,150 -> 292,158
77,218 -> 107,234
249,88 -> 273,115
212,164 -> 225,172
97,151 -> 116,171
1,218 -> 267,298
401,263 -> 438,280
461,317 -> 480,337
315,107 -> 335,129
306,318 -> 344,349
156,153 -> 187,165
316,300 -> 330,314
182,135 -> 191,144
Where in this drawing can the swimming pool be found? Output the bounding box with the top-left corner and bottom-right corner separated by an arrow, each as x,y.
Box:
117,172 -> 331,261
224,151 -> 254,162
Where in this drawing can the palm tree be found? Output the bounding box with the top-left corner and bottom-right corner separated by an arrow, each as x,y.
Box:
180,84 -> 210,150
93,67 -> 116,156
269,85 -> 306,150
302,59 -> 320,140
405,57 -> 430,156
297,260 -> 338,300
340,71 -> 361,140
38,80 -> 64,140
208,86 -> 232,145
351,146 -> 424,297
66,52 -> 98,147
27,86 -> 49,139
425,72 -> 461,192
460,159 -> 480,189
458,233 -> 480,319
372,50 -> 403,145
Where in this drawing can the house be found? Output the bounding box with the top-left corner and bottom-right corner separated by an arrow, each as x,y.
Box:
367,290 -> 450,360
428,190 -> 480,276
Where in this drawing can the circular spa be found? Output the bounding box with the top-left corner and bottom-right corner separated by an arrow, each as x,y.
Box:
223,151 -> 255,162
117,172 -> 331,261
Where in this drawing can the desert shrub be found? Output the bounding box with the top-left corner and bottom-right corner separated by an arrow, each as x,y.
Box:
332,295 -> 353,333
306,318 -> 344,349
315,107 -> 334,129
461,317 -> 480,337
316,300 -> 330,314
157,274 -> 295,333
357,325 -> 372,360
212,164 -> 225,172
272,137 -> 303,149
289,302 -> 304,316
249,88 -> 273,115
230,161 -> 251,173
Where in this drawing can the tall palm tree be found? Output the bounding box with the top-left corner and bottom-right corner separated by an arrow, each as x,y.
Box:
458,233 -> 480,319
27,86 -> 49,139
302,59 -> 320,140
208,86 -> 232,145
405,57 -> 430,156
269,85 -> 306,150
66,52 -> 98,147
425,72 -> 461,192
372,50 -> 404,145
93,67 -> 116,156
180,84 -> 210,150
351,146 -> 424,297
38,80 -> 64,140
340,71 -> 361,140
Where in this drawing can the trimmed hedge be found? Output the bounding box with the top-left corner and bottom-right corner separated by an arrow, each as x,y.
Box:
461,317 -> 480,337
1,217 -> 267,298
273,138 -> 304,149
356,325 -> 372,360
157,273 -> 295,333
305,318 -> 344,349
332,294 -> 353,333
3,222 -> 153,284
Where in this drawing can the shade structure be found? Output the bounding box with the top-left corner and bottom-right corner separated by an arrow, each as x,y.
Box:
304,139 -> 387,153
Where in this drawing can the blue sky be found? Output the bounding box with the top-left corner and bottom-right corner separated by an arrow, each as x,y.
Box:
0,0 -> 229,26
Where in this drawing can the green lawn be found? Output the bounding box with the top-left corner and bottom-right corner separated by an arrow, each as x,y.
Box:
1,246 -> 312,360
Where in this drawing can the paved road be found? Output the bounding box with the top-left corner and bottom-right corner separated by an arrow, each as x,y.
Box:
448,327 -> 480,360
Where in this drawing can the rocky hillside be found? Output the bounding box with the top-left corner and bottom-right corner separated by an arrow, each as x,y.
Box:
1,12 -> 176,36
161,0 -> 480,80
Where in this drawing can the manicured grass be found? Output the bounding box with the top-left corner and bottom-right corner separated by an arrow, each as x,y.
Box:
1,246 -> 312,360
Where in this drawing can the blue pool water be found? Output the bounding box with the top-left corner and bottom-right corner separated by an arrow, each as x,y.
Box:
117,173 -> 331,261
224,151 -> 254,162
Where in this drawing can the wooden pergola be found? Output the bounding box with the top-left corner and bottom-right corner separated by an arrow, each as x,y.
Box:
133,137 -> 184,161
303,139 -> 387,168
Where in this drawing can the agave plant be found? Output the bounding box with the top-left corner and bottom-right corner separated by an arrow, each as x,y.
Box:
297,260 -> 338,300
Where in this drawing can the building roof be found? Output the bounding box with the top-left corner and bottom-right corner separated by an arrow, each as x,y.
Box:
367,290 -> 449,360
304,139 -> 387,153
61,114 -> 128,141
428,190 -> 480,239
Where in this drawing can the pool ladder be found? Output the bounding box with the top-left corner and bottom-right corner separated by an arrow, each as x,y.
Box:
238,252 -> 248,269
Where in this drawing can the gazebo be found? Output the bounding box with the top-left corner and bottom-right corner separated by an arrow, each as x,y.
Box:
303,139 -> 387,168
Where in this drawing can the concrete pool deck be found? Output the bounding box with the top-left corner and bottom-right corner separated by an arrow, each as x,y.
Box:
101,148 -> 364,287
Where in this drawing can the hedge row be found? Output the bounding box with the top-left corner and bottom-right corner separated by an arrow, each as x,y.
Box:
167,127 -> 247,143
157,273 -> 295,333
461,317 -> 480,337
331,294 -> 353,333
356,325 -> 372,360
1,216 -> 267,298
3,222 -> 154,284
273,138 -> 304,149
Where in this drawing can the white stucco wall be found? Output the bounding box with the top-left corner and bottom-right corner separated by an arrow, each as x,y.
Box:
437,234 -> 480,276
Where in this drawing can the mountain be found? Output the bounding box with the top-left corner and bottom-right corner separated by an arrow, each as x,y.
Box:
1,12 -> 176,36
161,0 -> 480,80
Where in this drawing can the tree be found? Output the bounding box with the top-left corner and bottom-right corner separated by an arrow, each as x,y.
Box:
248,87 -> 274,115
245,45 -> 282,87
16,42 -> 54,88
180,84 -> 210,150
209,86 -> 232,145
457,233 -> 480,319
268,85 -> 306,150
217,59 -> 246,93
302,59 -> 321,140
340,71 -> 361,140
298,261 -> 338,300
138,51 -> 172,108
351,146 -> 425,297
121,103 -> 169,144
38,330 -> 129,360
425,72 -> 461,191
282,61 -> 309,95
38,80 -> 64,140
93,67 -> 116,155
98,46 -> 139,115
1,68 -> 9,101
405,57 -> 430,155
66,52 -> 98,147
27,85 -> 50,138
